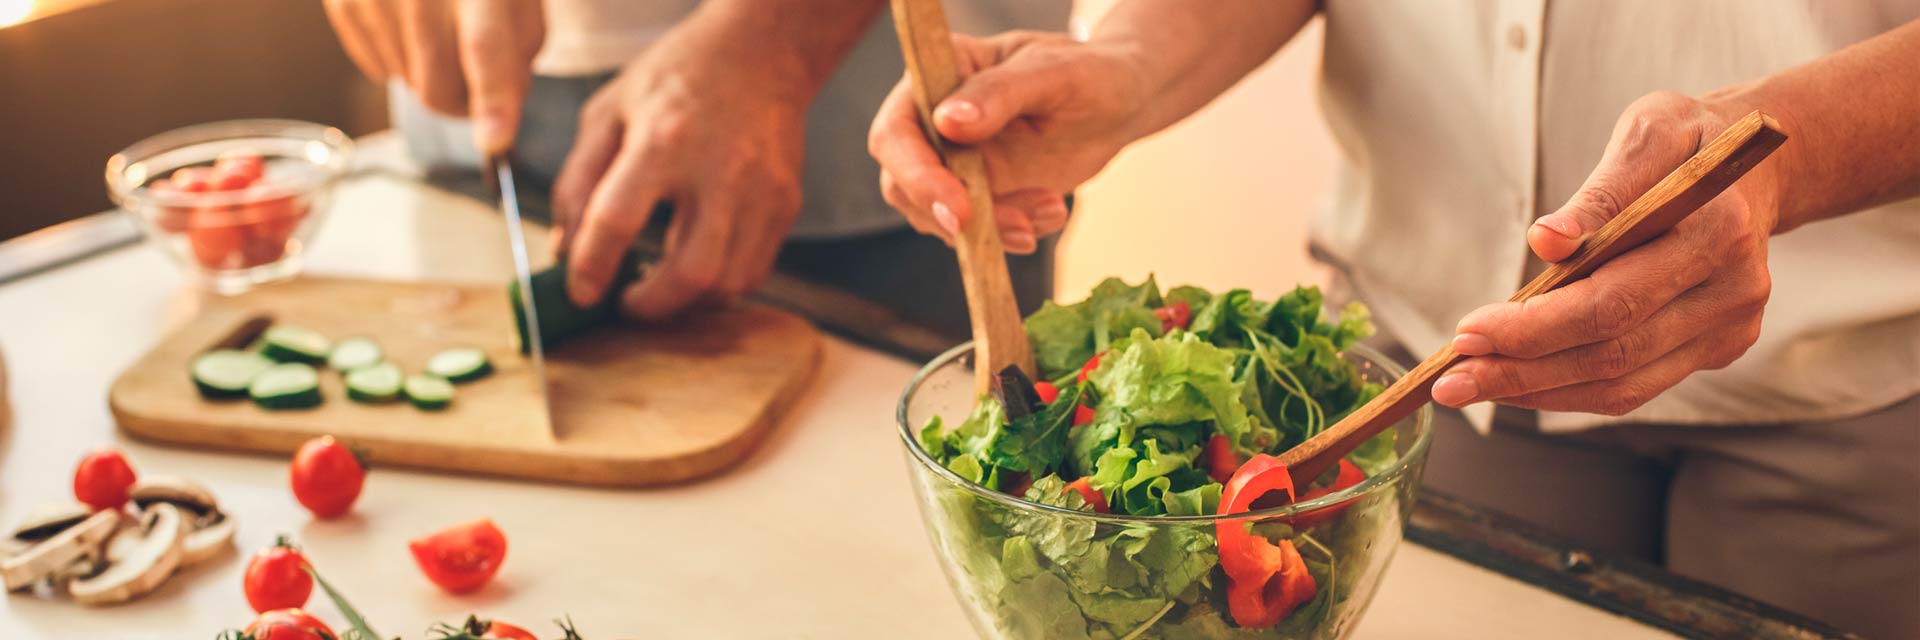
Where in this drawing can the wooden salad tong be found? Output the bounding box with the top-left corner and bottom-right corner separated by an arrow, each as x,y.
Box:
1276,111 -> 1788,487
888,0 -> 1037,393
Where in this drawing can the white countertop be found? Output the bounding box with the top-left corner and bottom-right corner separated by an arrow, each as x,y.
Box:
0,136 -> 1673,639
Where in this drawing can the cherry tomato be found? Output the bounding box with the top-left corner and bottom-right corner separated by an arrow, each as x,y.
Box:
215,150 -> 266,183
1155,301 -> 1193,332
409,519 -> 508,593
210,167 -> 255,192
238,193 -> 304,267
1072,405 -> 1095,427
147,178 -> 193,233
245,608 -> 335,640
244,537 -> 312,613
1032,381 -> 1059,404
480,620 -> 538,640
1064,477 -> 1109,513
170,166 -> 214,192
188,207 -> 245,269
290,436 -> 365,519
73,449 -> 137,512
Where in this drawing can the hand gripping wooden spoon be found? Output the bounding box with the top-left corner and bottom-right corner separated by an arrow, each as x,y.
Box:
888,0 -> 1037,394
1276,111 -> 1787,487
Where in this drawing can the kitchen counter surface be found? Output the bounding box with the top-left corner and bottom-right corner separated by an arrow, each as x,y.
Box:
0,135 -> 1678,639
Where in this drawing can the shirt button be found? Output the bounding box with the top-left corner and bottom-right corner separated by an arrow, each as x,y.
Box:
1507,24 -> 1528,50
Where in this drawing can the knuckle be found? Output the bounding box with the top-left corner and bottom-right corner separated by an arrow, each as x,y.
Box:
1588,290 -> 1641,338
1584,335 -> 1641,379
648,114 -> 693,149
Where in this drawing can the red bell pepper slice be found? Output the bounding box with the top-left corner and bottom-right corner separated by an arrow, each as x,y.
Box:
1287,459 -> 1367,529
1215,454 -> 1319,628
1077,352 -> 1103,383
1154,301 -> 1192,332
1203,434 -> 1239,484
1033,381 -> 1060,404
1072,405 -> 1095,427
1064,477 -> 1109,513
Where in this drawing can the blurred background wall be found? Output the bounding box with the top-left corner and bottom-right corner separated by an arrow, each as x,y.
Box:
0,0 -> 386,241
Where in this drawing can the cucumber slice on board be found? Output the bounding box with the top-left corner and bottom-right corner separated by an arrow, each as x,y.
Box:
190,350 -> 276,399
328,337 -> 384,371
404,374 -> 455,410
425,348 -> 493,383
260,326 -> 331,365
249,363 -> 322,410
344,362 -> 404,403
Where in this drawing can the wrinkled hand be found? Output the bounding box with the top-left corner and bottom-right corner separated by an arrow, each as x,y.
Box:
1433,92 -> 1780,416
869,31 -> 1148,253
550,23 -> 807,320
322,0 -> 544,152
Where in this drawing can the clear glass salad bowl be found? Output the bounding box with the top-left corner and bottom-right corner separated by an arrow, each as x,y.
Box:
106,119 -> 353,294
898,343 -> 1432,639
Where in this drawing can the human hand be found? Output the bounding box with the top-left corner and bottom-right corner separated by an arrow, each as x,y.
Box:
322,0 -> 544,152
868,31 -> 1150,253
548,20 -> 808,320
1433,91 -> 1782,416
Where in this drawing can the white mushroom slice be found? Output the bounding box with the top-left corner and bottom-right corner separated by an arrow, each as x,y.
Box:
130,475 -> 233,566
69,503 -> 186,606
1,509 -> 120,591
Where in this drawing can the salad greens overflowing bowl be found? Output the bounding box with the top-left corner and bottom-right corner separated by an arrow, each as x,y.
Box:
898,278 -> 1432,639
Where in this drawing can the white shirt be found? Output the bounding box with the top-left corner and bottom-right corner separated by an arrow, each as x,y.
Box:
1311,0 -> 1920,431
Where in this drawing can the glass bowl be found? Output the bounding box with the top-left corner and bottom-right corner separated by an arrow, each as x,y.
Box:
106,119 -> 353,294
898,343 -> 1432,639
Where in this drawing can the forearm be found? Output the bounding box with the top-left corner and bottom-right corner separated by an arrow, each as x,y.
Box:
682,0 -> 889,100
1090,0 -> 1318,139
1712,19 -> 1920,232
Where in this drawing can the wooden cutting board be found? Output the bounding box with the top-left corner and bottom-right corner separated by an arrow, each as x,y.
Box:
109,276 -> 822,486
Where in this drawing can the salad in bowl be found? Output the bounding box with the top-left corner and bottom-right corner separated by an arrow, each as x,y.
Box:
899,277 -> 1432,639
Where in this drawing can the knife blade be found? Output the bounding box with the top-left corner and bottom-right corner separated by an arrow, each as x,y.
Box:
487,152 -> 554,433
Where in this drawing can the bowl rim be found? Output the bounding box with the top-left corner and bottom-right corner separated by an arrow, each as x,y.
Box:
104,118 -> 355,209
896,340 -> 1433,524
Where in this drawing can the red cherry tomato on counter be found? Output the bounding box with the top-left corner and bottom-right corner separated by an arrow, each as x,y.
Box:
479,619 -> 538,640
409,519 -> 508,593
290,436 -> 365,519
244,536 -> 313,613
244,608 -> 335,640
73,449 -> 137,511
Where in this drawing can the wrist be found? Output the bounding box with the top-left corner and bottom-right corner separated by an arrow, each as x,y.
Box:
1699,83 -> 1804,234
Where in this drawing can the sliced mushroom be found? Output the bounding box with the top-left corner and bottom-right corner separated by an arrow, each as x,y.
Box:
1,509 -> 120,591
131,475 -> 234,566
4,502 -> 93,562
69,503 -> 186,606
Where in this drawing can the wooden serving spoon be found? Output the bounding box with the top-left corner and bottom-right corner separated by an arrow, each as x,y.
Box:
888,0 -> 1037,394
1275,111 -> 1788,488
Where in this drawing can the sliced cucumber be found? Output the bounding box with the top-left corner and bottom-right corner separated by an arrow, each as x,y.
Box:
404,374 -> 455,410
425,348 -> 493,383
249,363 -> 322,410
327,337 -> 383,371
260,326 -> 331,365
344,362 -> 403,403
190,349 -> 276,399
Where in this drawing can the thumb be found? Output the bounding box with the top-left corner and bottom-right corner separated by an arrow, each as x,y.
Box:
456,0 -> 542,154
931,57 -> 1069,145
1532,105 -> 1699,262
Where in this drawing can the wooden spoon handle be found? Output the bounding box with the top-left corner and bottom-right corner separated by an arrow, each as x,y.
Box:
1276,111 -> 1788,487
889,0 -> 1036,393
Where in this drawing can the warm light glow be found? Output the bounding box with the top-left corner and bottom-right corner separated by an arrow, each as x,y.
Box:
0,0 -> 33,28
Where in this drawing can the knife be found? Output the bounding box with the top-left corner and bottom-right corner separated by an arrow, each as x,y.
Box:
487,152 -> 554,433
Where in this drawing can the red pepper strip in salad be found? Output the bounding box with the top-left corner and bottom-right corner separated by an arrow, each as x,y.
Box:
1203,434 -> 1239,484
1078,353 -> 1103,383
1287,459 -> 1367,529
1033,381 -> 1060,404
1065,477 -> 1110,513
1072,405 -> 1096,427
1155,301 -> 1193,332
1216,454 -> 1319,628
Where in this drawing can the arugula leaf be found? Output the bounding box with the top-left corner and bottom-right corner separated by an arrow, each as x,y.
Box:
990,383 -> 1086,476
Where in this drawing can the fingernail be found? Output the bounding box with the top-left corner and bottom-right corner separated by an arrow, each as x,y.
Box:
1431,374 -> 1480,407
1535,216 -> 1579,240
1005,230 -> 1036,252
936,101 -> 981,124
933,202 -> 961,236
1452,333 -> 1494,356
